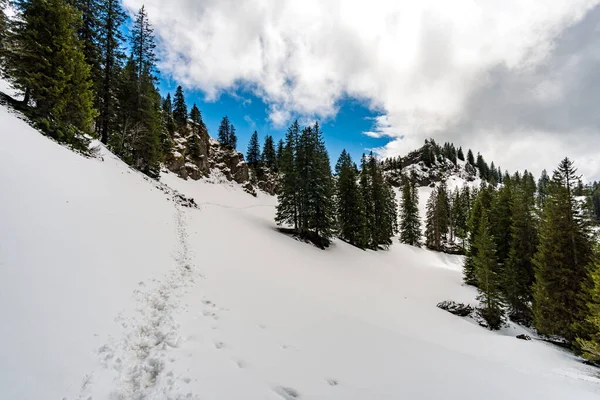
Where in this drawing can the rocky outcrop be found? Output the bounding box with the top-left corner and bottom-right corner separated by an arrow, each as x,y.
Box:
165,122 -> 210,180
164,124 -> 279,197
436,300 -> 474,317
208,138 -> 250,184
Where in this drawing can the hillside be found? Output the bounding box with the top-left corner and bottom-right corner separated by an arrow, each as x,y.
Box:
1,102 -> 600,399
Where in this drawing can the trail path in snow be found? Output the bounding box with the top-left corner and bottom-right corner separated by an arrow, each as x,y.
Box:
79,197 -> 201,400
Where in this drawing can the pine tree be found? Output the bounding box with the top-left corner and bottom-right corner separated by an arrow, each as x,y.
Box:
533,158 -> 595,342
262,135 -> 276,169
218,116 -> 231,146
229,123 -> 237,150
188,104 -> 203,161
4,0 -> 97,135
276,139 -> 284,166
69,0 -> 101,100
467,149 -> 475,165
161,93 -> 176,136
537,169 -> 550,208
457,147 -> 465,161
276,120 -> 300,230
463,184 -> 495,285
97,0 -> 126,144
576,251 -> 600,361
474,210 -> 505,330
399,174 -> 421,246
360,153 -> 374,248
335,150 -> 367,248
503,186 -> 537,324
172,85 -> 188,130
490,183 -> 513,268
246,131 -> 261,168
131,5 -> 157,80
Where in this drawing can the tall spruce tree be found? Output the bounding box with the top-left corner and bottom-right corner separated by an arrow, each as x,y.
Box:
335,150 -> 367,248
503,186 -> 537,324
276,120 -> 300,230
262,135 -> 276,169
474,210 -> 505,330
533,158 -> 595,342
467,149 -> 475,165
4,0 -> 96,134
97,0 -> 126,143
161,93 -> 175,136
172,85 -> 188,130
576,250 -> 600,361
537,169 -> 550,208
457,147 -> 465,161
360,154 -> 375,247
229,124 -> 237,150
463,184 -> 495,285
217,116 -> 231,146
188,104 -> 203,162
131,5 -> 157,80
276,139 -> 284,166
246,131 -> 261,168
399,174 -> 421,246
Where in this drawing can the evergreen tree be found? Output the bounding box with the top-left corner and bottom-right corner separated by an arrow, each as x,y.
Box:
474,210 -> 505,330
425,182 -> 450,251
188,103 -> 203,161
97,0 -> 126,144
490,183 -> 513,268
457,147 -> 465,161
161,93 -> 175,136
363,152 -> 397,249
217,116 -> 231,146
467,149 -> 475,165
276,139 -> 284,166
503,186 -> 537,324
246,131 -> 261,168
229,123 -> 237,150
4,0 -> 97,134
69,0 -> 101,91
576,251 -> 600,361
276,120 -> 300,230
399,174 -> 421,246
463,184 -> 495,285
131,5 -> 157,79
262,135 -> 276,169
335,150 -> 367,248
360,153 -> 375,247
533,158 -> 595,342
172,85 -> 188,130
537,169 -> 550,208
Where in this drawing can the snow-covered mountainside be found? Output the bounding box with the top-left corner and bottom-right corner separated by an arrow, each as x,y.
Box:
1,103 -> 600,400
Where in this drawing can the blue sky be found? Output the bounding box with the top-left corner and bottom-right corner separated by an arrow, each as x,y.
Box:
158,79 -> 390,166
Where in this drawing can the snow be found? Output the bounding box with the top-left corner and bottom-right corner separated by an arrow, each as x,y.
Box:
1,99 -> 600,399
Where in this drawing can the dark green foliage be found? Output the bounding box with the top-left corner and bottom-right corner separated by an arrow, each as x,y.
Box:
537,169 -> 550,208
503,186 -> 537,325
69,0 -> 101,97
246,131 -> 261,168
335,150 -> 367,248
490,183 -> 513,268
463,184 -> 495,285
161,93 -> 176,135
474,210 -> 505,330
172,85 -> 187,130
4,0 -> 97,134
399,173 -> 421,247
576,251 -> 600,361
457,147 -> 464,161
276,120 -> 300,230
360,152 -> 398,249
592,184 -> 600,222
425,182 -> 450,251
276,139 -> 284,166
217,116 -> 237,149
476,152 -> 489,180
188,103 -> 204,162
467,149 -> 475,165
131,5 -> 157,79
262,135 -> 276,169
533,158 -> 595,342
97,0 -> 126,143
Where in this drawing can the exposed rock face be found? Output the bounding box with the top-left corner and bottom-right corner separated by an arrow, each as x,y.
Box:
516,334 -> 532,341
436,300 -> 474,317
164,123 -> 278,197
165,122 -> 210,180
208,138 -> 250,184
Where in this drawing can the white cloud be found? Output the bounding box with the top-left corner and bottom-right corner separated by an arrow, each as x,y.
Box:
243,115 -> 256,129
123,0 -> 600,179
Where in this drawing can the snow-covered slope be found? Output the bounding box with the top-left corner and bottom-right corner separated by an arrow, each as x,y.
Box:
1,103 -> 600,399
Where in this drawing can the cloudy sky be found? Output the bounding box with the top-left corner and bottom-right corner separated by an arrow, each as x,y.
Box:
124,0 -> 600,181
